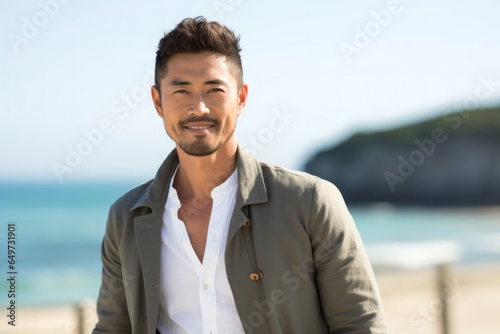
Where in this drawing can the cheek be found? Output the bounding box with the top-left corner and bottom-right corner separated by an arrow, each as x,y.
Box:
224,113 -> 239,129
166,117 -> 178,133
160,110 -> 178,132
161,103 -> 178,121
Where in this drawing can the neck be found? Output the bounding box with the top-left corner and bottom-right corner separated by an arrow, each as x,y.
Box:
173,141 -> 237,200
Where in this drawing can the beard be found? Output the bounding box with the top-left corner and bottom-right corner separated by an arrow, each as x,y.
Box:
171,116 -> 236,156
178,137 -> 222,156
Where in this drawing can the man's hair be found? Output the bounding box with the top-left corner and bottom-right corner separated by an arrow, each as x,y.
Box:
154,16 -> 243,89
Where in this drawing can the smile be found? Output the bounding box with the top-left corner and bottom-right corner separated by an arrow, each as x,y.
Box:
186,125 -> 213,130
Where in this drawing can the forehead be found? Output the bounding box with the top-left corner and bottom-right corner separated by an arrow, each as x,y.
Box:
164,52 -> 233,83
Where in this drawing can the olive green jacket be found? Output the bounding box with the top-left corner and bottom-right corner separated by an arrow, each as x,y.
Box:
93,146 -> 387,334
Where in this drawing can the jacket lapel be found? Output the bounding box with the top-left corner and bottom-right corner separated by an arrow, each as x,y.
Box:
134,210 -> 163,333
228,145 -> 268,240
131,149 -> 179,333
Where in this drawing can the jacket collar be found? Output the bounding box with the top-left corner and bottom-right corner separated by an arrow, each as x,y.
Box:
130,144 -> 268,212
130,148 -> 179,212
234,145 -> 268,208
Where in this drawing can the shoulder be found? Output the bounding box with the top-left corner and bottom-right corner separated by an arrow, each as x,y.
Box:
256,160 -> 352,238
103,181 -> 155,241
259,160 -> 340,196
258,160 -> 349,216
108,180 -> 153,218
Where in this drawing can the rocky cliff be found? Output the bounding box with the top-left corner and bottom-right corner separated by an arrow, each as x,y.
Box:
304,107 -> 500,206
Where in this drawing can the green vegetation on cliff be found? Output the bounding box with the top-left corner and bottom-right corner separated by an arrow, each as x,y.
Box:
304,106 -> 500,206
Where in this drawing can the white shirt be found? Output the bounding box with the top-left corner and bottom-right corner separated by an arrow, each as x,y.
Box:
157,168 -> 245,334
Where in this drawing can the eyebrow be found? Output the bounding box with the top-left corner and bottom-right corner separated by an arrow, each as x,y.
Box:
167,79 -> 228,86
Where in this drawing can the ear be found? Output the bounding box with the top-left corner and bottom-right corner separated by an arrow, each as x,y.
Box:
151,85 -> 163,118
236,83 -> 248,116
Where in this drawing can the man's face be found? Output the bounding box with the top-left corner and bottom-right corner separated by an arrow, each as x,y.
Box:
152,52 -> 248,156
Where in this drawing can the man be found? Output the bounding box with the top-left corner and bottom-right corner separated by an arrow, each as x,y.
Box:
93,16 -> 387,334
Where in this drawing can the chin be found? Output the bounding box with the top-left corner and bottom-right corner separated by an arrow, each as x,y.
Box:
179,141 -> 222,156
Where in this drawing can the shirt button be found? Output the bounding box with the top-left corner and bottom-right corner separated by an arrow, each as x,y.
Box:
203,284 -> 209,290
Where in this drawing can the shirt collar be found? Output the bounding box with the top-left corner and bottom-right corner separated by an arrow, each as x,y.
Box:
167,166 -> 238,201
131,145 -> 268,212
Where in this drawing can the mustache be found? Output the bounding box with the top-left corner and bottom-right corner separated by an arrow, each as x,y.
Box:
179,116 -> 219,127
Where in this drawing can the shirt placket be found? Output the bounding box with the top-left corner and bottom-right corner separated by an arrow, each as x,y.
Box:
200,193 -> 224,334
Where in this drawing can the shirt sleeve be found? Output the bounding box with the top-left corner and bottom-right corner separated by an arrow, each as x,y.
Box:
309,179 -> 388,333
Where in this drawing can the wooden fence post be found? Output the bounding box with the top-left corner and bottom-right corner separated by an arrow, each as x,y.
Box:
76,303 -> 84,334
75,299 -> 97,334
438,264 -> 451,334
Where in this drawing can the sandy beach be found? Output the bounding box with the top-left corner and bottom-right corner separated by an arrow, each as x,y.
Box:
379,263 -> 500,334
1,263 -> 499,334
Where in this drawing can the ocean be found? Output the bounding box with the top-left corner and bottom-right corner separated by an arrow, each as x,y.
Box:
0,182 -> 499,307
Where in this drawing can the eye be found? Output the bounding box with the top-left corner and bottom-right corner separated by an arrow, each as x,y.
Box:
173,89 -> 189,94
208,88 -> 224,93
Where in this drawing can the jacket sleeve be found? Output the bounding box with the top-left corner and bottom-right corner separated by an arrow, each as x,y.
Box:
93,205 -> 132,333
309,179 -> 387,333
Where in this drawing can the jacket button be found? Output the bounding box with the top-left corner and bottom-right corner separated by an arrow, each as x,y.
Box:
249,271 -> 263,280
243,219 -> 251,228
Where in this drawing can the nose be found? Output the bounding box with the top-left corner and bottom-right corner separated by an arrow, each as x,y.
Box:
189,95 -> 210,115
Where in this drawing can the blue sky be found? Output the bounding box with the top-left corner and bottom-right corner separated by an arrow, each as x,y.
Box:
1,0 -> 500,182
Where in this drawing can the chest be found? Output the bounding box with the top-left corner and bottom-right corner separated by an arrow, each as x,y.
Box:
178,198 -> 213,262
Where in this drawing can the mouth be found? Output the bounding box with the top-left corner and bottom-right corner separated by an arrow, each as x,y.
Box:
180,117 -> 218,134
183,122 -> 216,135
185,124 -> 214,130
